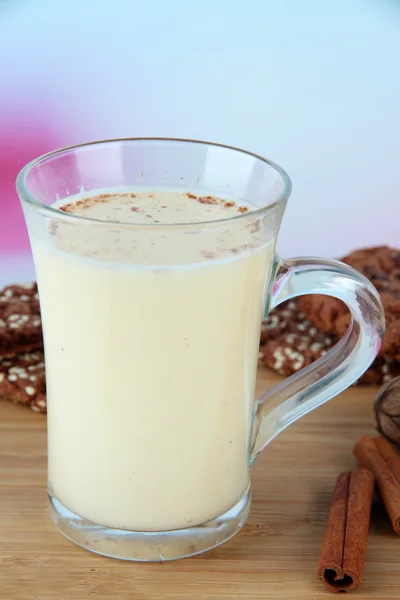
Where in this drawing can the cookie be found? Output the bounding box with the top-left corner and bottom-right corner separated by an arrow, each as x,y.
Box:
260,301 -> 335,375
298,246 -> 400,361
260,300 -> 334,344
0,350 -> 46,413
361,357 -> 400,386
0,283 -> 43,358
260,299 -> 400,385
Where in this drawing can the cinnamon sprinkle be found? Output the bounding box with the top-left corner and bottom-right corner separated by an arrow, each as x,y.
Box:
197,196 -> 217,205
201,251 -> 216,259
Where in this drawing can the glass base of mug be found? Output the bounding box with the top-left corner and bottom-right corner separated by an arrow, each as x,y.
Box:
48,485 -> 251,562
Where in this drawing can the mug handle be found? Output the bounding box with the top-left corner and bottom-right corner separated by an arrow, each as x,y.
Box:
251,254 -> 385,462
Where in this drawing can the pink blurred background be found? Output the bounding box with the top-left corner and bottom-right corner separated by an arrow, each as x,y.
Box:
1,0 -> 399,285
0,108 -> 62,253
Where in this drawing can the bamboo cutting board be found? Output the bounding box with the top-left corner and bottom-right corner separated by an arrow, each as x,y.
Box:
0,370 -> 399,600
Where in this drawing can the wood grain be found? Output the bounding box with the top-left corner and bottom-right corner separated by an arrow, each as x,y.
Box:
0,369 -> 399,599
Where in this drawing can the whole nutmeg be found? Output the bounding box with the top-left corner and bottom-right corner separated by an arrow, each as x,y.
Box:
375,376 -> 400,447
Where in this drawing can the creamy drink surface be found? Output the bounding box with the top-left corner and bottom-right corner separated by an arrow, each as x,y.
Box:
32,189 -> 275,531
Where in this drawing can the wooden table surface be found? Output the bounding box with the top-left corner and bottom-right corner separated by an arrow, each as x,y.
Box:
0,369 -> 399,600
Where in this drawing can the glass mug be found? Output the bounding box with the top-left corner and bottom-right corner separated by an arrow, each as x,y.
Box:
17,139 -> 384,562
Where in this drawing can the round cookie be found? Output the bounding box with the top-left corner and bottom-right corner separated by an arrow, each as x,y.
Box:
0,350 -> 46,413
0,283 -> 43,358
260,300 -> 332,343
260,299 -> 400,385
298,246 -> 400,361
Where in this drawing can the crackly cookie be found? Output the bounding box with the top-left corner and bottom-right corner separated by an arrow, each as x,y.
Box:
0,350 -> 46,413
298,246 -> 400,361
260,299 -> 400,385
0,283 -> 43,358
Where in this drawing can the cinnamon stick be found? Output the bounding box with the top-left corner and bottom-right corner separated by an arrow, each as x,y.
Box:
354,434 -> 400,534
317,469 -> 374,593
373,435 -> 400,485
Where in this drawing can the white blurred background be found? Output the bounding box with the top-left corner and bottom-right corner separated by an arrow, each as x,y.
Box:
1,0 -> 399,284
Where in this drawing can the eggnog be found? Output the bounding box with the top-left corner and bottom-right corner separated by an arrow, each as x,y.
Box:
31,189 -> 275,531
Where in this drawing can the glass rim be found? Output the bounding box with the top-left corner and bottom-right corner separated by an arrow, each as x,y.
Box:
16,137 -> 292,229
